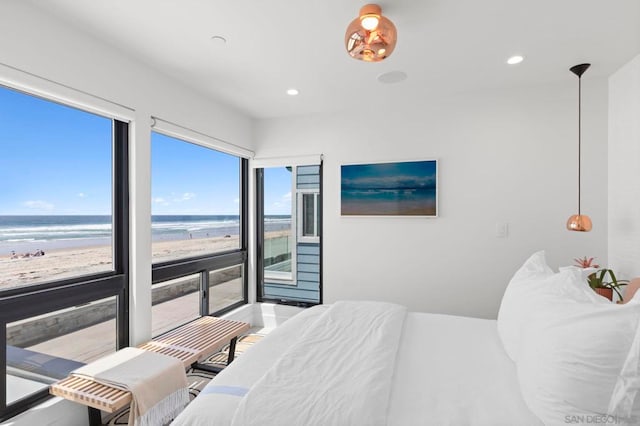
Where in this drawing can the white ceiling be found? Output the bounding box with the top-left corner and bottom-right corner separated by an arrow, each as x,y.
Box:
29,0 -> 640,119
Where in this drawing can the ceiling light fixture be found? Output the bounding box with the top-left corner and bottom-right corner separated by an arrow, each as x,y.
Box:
210,35 -> 227,45
377,70 -> 407,84
507,55 -> 524,65
345,4 -> 397,62
286,88 -> 299,96
566,63 -> 592,232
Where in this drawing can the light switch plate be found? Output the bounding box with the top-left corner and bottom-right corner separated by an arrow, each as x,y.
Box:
496,222 -> 509,238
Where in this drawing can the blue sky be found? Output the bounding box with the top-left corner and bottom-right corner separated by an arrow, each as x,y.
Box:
0,85 -> 292,216
263,167 -> 293,215
0,86 -> 112,215
151,132 -> 241,215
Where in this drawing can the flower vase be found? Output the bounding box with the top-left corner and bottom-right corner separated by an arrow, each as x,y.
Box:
594,287 -> 613,301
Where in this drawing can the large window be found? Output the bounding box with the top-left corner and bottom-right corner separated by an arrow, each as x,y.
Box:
0,87 -> 114,289
151,131 -> 248,330
151,132 -> 241,264
0,85 -> 128,421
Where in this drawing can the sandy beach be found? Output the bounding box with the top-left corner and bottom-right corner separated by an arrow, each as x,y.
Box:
0,231 -> 289,289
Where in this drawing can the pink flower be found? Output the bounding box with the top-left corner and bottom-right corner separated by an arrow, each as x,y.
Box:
574,256 -> 600,269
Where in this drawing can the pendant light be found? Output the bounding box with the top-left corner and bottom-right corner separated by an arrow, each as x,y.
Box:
566,63 -> 592,232
345,4 -> 397,62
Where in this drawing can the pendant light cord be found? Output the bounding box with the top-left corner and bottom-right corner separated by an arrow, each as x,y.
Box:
567,62 -> 591,231
578,76 -> 582,216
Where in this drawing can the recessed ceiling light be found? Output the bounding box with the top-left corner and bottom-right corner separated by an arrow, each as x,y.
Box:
286,88 -> 299,96
507,55 -> 524,65
377,70 -> 407,84
210,35 -> 227,45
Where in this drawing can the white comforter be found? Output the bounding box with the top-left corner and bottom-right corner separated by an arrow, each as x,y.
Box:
231,301 -> 406,426
171,303 -> 543,426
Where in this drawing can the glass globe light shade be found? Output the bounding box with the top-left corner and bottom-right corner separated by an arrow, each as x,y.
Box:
345,4 -> 397,62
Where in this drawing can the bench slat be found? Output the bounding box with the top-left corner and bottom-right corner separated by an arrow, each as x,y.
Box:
50,376 -> 131,412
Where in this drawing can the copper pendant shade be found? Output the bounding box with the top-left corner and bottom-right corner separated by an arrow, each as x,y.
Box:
566,63 -> 592,232
345,4 -> 397,62
567,214 -> 592,232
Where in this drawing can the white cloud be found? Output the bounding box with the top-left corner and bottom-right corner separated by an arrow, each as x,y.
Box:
154,197 -> 170,206
77,192 -> 86,198
172,192 -> 197,202
24,200 -> 54,211
270,192 -> 293,211
233,198 -> 240,204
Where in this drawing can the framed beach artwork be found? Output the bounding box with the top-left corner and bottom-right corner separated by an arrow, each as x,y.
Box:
341,159 -> 438,216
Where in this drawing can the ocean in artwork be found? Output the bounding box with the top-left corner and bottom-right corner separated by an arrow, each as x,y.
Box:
341,160 -> 437,216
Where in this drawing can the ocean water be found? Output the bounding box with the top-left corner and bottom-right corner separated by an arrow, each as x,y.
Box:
0,215 -> 291,255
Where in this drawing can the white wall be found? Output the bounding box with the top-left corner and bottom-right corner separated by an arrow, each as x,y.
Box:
608,54 -> 640,278
255,81 -> 609,319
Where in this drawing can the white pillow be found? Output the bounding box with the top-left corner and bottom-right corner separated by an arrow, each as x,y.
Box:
517,300 -> 640,426
558,266 -> 612,304
497,252 -> 604,361
497,251 -> 554,361
609,296 -> 640,417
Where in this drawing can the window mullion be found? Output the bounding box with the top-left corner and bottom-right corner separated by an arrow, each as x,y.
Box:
256,169 -> 265,302
114,119 -> 129,349
314,194 -> 318,236
0,323 -> 5,411
201,271 -> 209,316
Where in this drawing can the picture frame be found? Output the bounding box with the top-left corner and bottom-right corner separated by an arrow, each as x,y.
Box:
340,159 -> 438,217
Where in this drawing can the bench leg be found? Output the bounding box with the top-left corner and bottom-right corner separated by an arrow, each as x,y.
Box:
192,336 -> 240,374
227,336 -> 238,365
192,362 -> 224,374
88,407 -> 102,426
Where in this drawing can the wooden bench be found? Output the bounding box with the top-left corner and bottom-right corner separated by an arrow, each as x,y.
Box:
50,316 -> 250,425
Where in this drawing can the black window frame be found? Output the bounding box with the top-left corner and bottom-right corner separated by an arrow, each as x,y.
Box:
255,163 -> 323,307
150,155 -> 249,321
0,115 -> 129,422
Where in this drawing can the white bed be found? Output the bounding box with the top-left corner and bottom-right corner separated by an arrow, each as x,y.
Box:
171,302 -> 542,426
173,252 -> 640,426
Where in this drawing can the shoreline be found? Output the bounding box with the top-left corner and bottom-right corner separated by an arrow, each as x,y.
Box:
0,215 -> 292,256
0,230 -> 290,289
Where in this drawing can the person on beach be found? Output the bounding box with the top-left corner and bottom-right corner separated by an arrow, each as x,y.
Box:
10,250 -> 18,259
